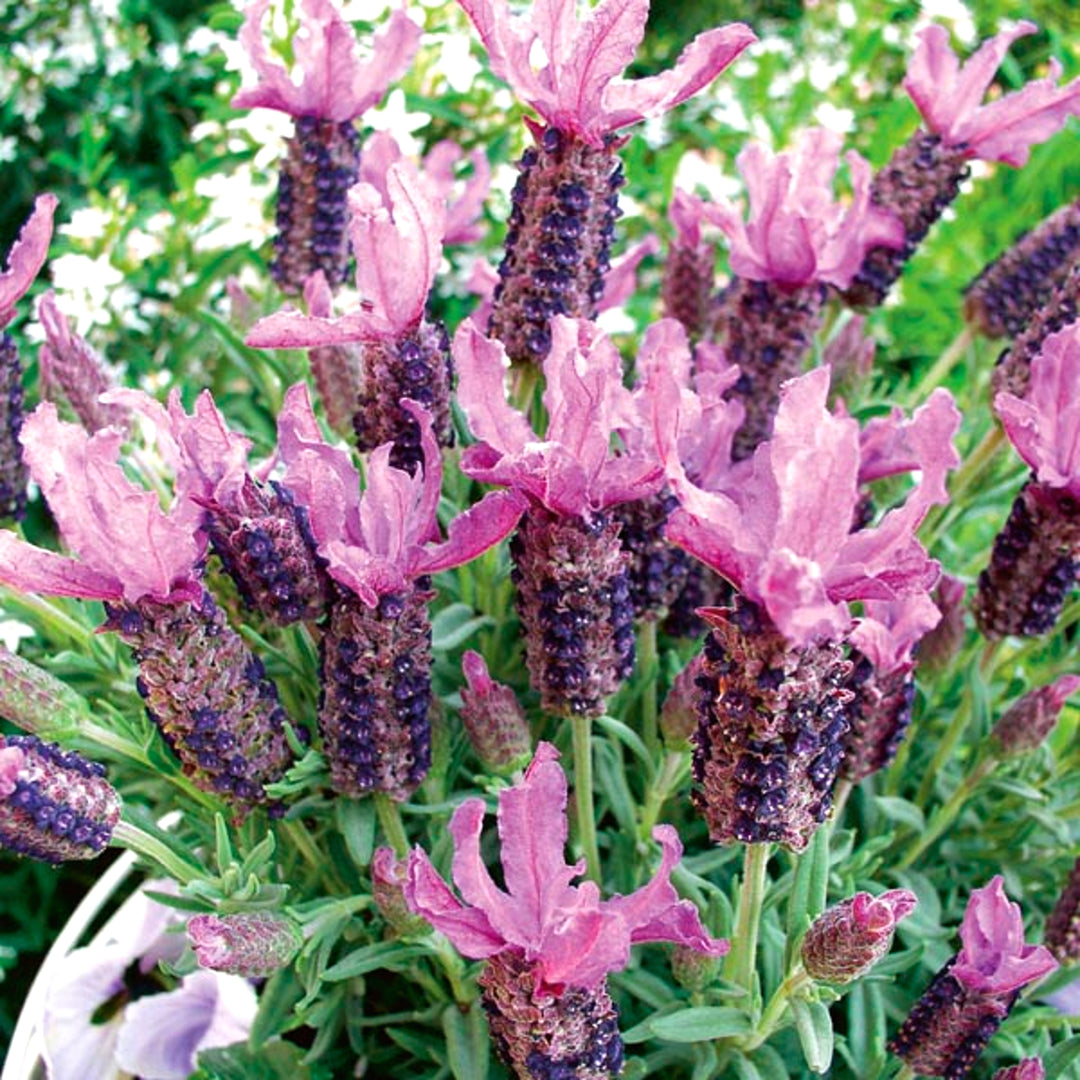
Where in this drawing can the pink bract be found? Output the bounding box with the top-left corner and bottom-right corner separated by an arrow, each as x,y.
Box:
995,325 -> 1080,494
661,367 -> 957,647
952,876 -> 1057,995
246,153 -> 444,348
705,128 -> 904,289
0,404 -> 204,604
0,194 -> 57,329
456,0 -> 755,147
848,593 -> 943,675
904,21 -> 1080,167
231,0 -> 421,122
275,384 -> 524,605
404,742 -> 726,991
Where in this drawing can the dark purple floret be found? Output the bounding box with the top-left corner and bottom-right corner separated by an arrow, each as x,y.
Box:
611,491 -> 692,622
839,652 -> 916,782
1046,857 -> 1080,962
0,334 -> 27,522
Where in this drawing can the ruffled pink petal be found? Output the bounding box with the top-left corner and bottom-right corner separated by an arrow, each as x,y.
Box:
757,547 -> 852,646
356,444 -> 414,564
400,400 -> 443,549
246,307 -> 377,349
0,531 -> 124,600
404,844 -> 506,957
418,490 -> 527,575
0,193 -> 57,328
847,592 -> 942,673
457,0 -> 545,108
302,269 -> 334,318
537,899 -> 623,989
424,141 -> 492,246
19,404 -> 202,602
599,235 -> 661,312
670,188 -> 708,249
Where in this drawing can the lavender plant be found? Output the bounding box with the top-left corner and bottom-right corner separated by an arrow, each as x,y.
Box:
1,3 -> 1080,1079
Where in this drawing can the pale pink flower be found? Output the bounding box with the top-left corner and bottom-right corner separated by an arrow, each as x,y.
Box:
456,0 -> 755,147
706,128 -> 904,289
231,0 -> 421,121
404,741 -> 726,990
904,21 -> 1080,167
0,193 -> 57,329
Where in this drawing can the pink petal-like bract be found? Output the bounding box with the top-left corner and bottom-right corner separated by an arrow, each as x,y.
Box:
903,21 -> 1080,166
0,193 -> 57,329
404,742 -> 725,991
231,0 -> 421,122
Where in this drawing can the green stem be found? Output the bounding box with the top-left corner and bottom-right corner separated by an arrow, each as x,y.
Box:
905,326 -> 973,407
374,792 -> 410,858
725,842 -> 772,1006
899,756 -> 995,870
915,681 -> 975,807
1,588 -> 93,649
639,619 -> 660,753
639,751 -> 689,842
742,965 -> 813,1050
830,778 -> 853,829
571,713 -> 601,883
112,819 -> 203,884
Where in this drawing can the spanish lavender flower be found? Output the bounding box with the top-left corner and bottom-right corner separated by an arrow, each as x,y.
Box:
456,0 -> 753,364
661,189 -> 718,340
405,742 -> 726,1080
187,912 -> 302,978
109,387 -> 330,626
845,23 -> 1080,308
0,404 -> 293,811
37,290 -> 127,434
276,384 -> 524,798
992,263 -> 1079,400
991,675 -> 1080,758
992,1061 -> 1045,1080
372,846 -> 430,937
706,128 -> 904,457
0,646 -> 89,736
657,367 -> 953,849
889,877 -> 1057,1079
974,325 -> 1080,639
231,0 -> 421,293
460,650 -> 532,774
455,316 -> 663,716
966,198 -> 1080,341
1045,857 -> 1080,961
0,193 -> 56,522
802,889 -> 917,984
0,734 -> 119,863
249,148 -> 453,473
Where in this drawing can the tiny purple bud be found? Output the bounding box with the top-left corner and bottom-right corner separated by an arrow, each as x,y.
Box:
992,675 -> 1080,757
459,651 -> 532,775
660,655 -> 703,750
187,912 -> 302,978
992,1059 -> 1045,1080
802,889 -> 917,984
372,846 -> 430,937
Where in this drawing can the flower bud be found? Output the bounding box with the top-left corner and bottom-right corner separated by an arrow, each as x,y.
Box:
991,675 -> 1080,757
915,575 -> 966,675
659,655 -> 703,750
459,651 -> 532,774
0,647 -> 89,736
372,846 -> 430,937
802,889 -> 916,984
670,941 -> 723,993
992,1059 -> 1045,1080
187,912 -> 302,978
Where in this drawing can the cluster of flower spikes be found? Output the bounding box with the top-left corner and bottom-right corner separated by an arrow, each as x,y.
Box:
453,0 -> 754,366
699,127 -> 904,459
655,363 -> 956,850
844,22 -> 1080,308
0,399 -> 294,815
0,734 -> 120,863
274,383 -> 525,798
0,194 -> 56,521
889,878 -> 1056,1080
230,0 -> 421,295
248,143 -> 454,477
403,743 -> 729,1080
973,324 -> 1080,639
966,197 -> 1080,343
454,315 -> 663,718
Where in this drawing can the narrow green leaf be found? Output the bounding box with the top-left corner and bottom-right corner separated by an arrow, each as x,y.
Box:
873,797 -> 925,832
791,998 -> 833,1074
640,1006 -> 751,1043
786,826 -> 830,960
431,603 -> 494,650
335,798 -> 376,869
1045,1035 -> 1080,1079
322,941 -> 432,981
443,1003 -> 490,1080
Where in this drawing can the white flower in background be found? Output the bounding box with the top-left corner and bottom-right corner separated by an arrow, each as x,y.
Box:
49,255 -> 128,335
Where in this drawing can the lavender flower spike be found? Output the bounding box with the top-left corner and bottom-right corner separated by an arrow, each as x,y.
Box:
991,674 -> 1080,757
889,876 -> 1057,1079
277,384 -> 525,798
1,193 -> 57,521
846,22 -> 1080,307
802,889 -> 917,984
460,650 -> 532,775
975,325 -> 1080,639
405,742 -> 725,1080
249,147 -> 453,473
187,912 -> 302,978
0,734 -> 120,863
231,0 -> 421,292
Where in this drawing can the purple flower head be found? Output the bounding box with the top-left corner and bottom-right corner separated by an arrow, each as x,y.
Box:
904,21 -> 1080,167
661,367 -> 958,647
952,876 -> 1058,995
456,0 -> 754,148
247,153 -> 445,348
231,0 -> 421,122
0,193 -> 57,330
0,403 -> 204,604
705,129 -> 904,289
455,315 -> 663,518
404,741 -> 726,991
995,324 -> 1080,494
276,383 -> 525,605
